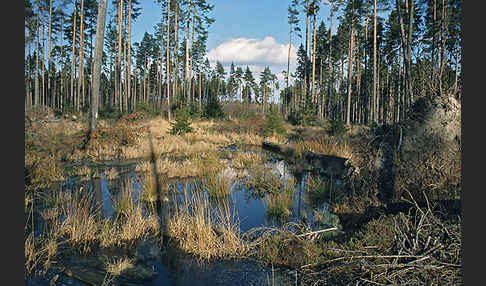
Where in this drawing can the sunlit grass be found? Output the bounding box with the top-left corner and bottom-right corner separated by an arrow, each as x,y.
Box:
290,137 -> 353,159
264,186 -> 295,219
199,169 -> 234,200
167,187 -> 247,261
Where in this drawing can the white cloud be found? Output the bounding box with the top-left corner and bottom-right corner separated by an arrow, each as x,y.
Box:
207,36 -> 297,66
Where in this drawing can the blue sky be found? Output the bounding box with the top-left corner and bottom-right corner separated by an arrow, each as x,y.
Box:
125,0 -> 334,100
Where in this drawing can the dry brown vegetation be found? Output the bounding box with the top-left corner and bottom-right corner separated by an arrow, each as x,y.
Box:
167,188 -> 247,261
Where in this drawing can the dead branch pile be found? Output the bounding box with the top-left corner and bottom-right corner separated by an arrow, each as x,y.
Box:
302,193 -> 462,285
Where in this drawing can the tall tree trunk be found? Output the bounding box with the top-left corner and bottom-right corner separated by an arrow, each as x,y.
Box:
185,0 -> 192,104
396,0 -> 412,103
286,20 -> 292,117
408,0 -> 414,102
41,13 -> 45,106
47,0 -> 53,108
70,2 -> 77,109
35,2 -> 40,107
372,0 -> 377,123
117,0 -> 123,112
77,0 -> 85,113
90,0 -> 107,133
346,0 -> 354,126
173,2 -> 179,109
166,0 -> 171,120
327,1 -> 334,120
128,0 -> 132,112
188,4 -> 196,105
311,5 -> 317,107
304,0 -> 309,106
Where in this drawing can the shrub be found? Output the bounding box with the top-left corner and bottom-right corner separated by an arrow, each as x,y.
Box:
204,95 -> 225,119
170,106 -> 193,135
327,119 -> 349,136
262,109 -> 286,137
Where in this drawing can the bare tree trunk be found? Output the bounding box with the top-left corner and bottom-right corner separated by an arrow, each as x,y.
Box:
117,0 -> 123,112
90,0 -> 107,133
185,0 -> 192,104
327,1 -> 334,119
126,0 -> 132,112
47,0 -> 53,108
346,0 -> 354,126
189,4 -> 196,105
304,0 -> 309,106
166,0 -> 171,120
396,0 -> 412,104
373,0 -> 377,123
77,0 -> 85,113
311,5 -> 317,107
173,2 -> 179,110
41,13 -> 45,106
35,2 -> 40,107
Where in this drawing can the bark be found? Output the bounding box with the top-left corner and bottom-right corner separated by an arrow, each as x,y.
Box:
311,5 -> 317,107
346,0 -> 354,126
166,0 -> 171,120
47,0 -> 53,108
327,1 -> 334,119
90,0 -> 107,133
373,0 -> 377,122
396,0 -> 412,104
35,2 -> 40,107
286,20 -> 292,117
189,4 -> 196,105
304,0 -> 309,105
77,0 -> 85,112
117,0 -> 123,112
128,0 -> 132,112
185,0 -> 191,104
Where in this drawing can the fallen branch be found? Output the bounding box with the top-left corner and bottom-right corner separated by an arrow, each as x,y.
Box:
296,227 -> 338,238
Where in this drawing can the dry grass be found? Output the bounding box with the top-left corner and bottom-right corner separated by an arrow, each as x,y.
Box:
104,256 -> 134,276
168,188 -> 247,261
245,164 -> 283,195
58,190 -> 98,253
26,153 -> 65,191
290,137 -> 353,159
232,151 -> 264,169
264,187 -> 295,219
25,234 -> 40,274
198,169 -> 234,200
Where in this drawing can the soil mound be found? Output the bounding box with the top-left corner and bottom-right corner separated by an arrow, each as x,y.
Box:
344,95 -> 461,204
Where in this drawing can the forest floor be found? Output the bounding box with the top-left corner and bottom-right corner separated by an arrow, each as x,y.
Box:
24,101 -> 462,285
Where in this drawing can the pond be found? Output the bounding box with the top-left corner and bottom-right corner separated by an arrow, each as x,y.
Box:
29,145 -> 342,285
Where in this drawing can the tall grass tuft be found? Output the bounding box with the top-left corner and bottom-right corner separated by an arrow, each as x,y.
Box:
290,138 -> 352,159
264,186 -> 295,219
58,190 -> 98,254
168,187 -> 247,261
199,169 -> 234,200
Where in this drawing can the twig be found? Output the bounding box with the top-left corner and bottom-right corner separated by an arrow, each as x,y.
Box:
296,227 -> 338,238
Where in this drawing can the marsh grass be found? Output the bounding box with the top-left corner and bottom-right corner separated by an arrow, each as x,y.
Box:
104,256 -> 134,276
264,187 -> 295,219
199,169 -> 234,200
58,190 -> 98,253
306,175 -> 336,207
168,187 -> 247,261
245,165 -> 283,196
232,151 -> 264,169
290,137 -> 352,159
141,173 -> 169,203
26,154 -> 64,191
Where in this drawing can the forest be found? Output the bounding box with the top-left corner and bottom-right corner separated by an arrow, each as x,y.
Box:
25,0 -> 462,285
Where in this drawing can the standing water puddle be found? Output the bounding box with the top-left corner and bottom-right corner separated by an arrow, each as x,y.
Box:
53,146 -> 341,285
